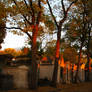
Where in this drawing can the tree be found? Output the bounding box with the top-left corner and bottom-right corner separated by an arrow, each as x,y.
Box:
0,1 -> 7,49
84,0 -> 92,81
1,0 -> 48,89
0,21 -> 6,49
44,40 -> 56,56
46,0 -> 78,86
63,46 -> 78,64
4,48 -> 23,57
89,40 -> 92,57
64,0 -> 92,82
2,0 -> 56,89
86,24 -> 92,81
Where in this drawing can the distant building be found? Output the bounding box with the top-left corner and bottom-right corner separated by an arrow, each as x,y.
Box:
11,55 -> 31,66
0,54 -> 13,66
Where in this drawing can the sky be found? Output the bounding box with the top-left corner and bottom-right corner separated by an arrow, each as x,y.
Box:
1,30 -> 64,50
1,32 -> 27,50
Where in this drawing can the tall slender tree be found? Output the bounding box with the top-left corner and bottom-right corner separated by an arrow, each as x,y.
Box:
46,0 -> 78,86
64,0 -> 92,82
0,1 -> 6,49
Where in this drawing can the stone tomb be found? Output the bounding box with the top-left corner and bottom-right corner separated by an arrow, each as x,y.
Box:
2,65 -> 29,89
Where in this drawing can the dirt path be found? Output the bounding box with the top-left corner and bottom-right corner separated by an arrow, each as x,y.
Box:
1,82 -> 92,92
60,82 -> 92,92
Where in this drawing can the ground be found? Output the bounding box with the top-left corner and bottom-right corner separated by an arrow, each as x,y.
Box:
0,82 -> 92,92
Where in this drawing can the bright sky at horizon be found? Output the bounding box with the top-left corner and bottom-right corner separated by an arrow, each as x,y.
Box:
1,32 -> 27,50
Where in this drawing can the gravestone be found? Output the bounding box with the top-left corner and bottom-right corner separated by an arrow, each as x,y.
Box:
79,69 -> 85,82
39,64 -> 54,80
89,70 -> 92,81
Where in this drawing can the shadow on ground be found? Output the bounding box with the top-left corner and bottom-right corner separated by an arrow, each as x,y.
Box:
0,81 -> 92,92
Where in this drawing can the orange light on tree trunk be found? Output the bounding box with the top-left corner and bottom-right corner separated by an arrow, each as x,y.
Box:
56,39 -> 60,58
33,25 -> 38,45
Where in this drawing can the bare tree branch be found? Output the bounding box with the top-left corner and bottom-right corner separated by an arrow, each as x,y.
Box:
66,0 -> 78,13
23,0 -> 32,16
3,26 -> 32,40
61,0 -> 66,15
36,0 -> 41,24
12,0 -> 33,25
46,0 -> 59,28
23,15 -> 33,25
23,0 -> 29,8
4,26 -> 23,30
29,0 -> 34,14
59,15 -> 67,27
60,0 -> 78,26
29,0 -> 35,24
25,31 -> 32,40
23,19 -> 32,40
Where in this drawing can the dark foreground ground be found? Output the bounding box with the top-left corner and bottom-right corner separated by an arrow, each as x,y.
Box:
0,81 -> 92,92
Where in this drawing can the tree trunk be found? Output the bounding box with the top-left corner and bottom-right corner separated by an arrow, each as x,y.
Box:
75,42 -> 83,83
52,29 -> 61,86
30,57 -> 38,89
29,25 -> 39,89
52,57 -> 59,86
46,0 -> 78,86
86,53 -> 90,81
86,26 -> 91,81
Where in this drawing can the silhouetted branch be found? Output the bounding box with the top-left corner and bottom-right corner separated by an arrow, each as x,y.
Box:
66,0 -> 78,13
60,0 -> 78,26
29,0 -> 35,24
61,0 -> 66,14
1,26 -> 32,40
36,0 -> 41,24
23,0 -> 29,8
46,0 -> 59,28
12,0 -> 33,25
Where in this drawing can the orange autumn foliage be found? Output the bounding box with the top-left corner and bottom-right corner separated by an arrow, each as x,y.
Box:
59,55 -> 65,68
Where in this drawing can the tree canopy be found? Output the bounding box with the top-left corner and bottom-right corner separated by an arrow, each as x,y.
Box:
0,1 -> 7,49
